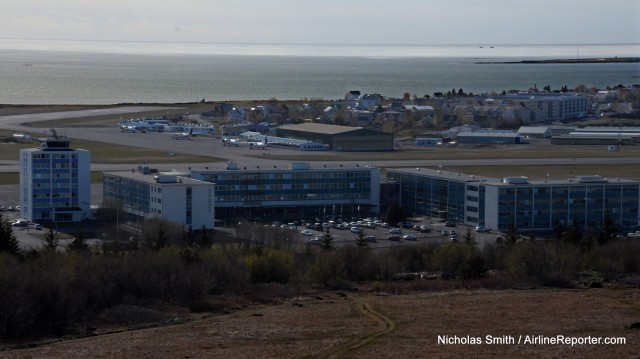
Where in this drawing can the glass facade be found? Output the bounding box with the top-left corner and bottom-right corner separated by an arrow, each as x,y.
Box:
192,167 -> 378,221
490,182 -> 640,232
387,170 -> 474,223
103,174 -> 151,218
388,169 -> 640,232
199,170 -> 371,202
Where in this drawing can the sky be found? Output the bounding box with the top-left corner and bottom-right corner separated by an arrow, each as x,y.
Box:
1,0 -> 639,45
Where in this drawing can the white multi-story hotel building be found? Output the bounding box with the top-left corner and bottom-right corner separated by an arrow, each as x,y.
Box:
103,167 -> 215,229
20,138 -> 91,223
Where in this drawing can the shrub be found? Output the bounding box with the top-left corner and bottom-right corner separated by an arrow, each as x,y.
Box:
243,248 -> 295,284
506,240 -> 581,285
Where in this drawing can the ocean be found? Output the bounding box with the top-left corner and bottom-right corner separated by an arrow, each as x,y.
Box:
0,39 -> 638,104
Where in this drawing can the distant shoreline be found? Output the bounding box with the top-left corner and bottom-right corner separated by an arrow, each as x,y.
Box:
477,57 -> 640,64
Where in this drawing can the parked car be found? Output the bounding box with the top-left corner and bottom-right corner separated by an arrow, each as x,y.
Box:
387,235 -> 401,241
444,221 -> 456,227
11,220 -> 28,227
365,235 -> 377,243
350,226 -> 362,234
403,234 -> 417,241
389,228 -> 402,235
301,229 -> 313,236
308,235 -> 325,245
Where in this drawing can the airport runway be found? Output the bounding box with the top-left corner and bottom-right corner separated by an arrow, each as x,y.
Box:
2,105 -> 640,173
0,106 -> 177,130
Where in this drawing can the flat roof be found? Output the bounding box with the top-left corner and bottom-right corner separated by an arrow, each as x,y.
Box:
387,167 -> 498,182
483,177 -> 639,187
517,126 -> 550,133
386,168 -> 640,186
279,123 -> 363,135
186,163 -> 377,173
104,171 -> 213,186
456,132 -> 520,138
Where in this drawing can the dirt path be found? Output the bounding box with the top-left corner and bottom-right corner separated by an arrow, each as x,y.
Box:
322,295 -> 396,359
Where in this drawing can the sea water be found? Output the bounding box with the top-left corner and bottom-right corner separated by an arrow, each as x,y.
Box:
0,39 -> 638,104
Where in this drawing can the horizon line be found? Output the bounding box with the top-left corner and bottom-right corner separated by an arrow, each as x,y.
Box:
2,37 -> 639,48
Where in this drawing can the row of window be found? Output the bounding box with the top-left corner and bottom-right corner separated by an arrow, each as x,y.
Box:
202,171 -> 371,182
33,182 -> 79,188
31,153 -> 78,159
217,193 -> 370,202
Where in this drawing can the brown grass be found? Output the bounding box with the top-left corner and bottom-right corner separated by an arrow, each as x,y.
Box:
2,287 -> 638,358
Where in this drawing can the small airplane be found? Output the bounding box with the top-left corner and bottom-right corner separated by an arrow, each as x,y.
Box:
119,120 -> 149,132
12,133 -> 33,143
222,138 -> 239,146
172,127 -> 194,140
248,136 -> 268,149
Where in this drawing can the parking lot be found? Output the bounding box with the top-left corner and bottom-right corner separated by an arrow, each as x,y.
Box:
285,217 -> 499,249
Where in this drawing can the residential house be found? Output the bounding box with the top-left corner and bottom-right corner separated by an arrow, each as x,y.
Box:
228,107 -> 248,121
345,90 -> 361,101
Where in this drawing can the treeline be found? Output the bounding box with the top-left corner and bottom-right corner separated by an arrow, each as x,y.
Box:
1,219 -> 640,340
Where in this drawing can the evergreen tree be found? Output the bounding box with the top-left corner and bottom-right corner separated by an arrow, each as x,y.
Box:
42,224 -> 59,252
505,224 -> 519,245
553,222 -> 565,241
321,229 -> 335,251
385,201 -> 405,226
597,209 -> 617,245
67,231 -> 89,253
562,221 -> 584,246
463,227 -> 475,244
0,213 -> 20,257
355,230 -> 369,248
198,225 -> 212,248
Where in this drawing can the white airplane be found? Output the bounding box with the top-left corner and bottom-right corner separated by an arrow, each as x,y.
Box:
249,137 -> 268,149
172,127 -> 194,140
119,120 -> 149,132
222,137 -> 240,146
12,133 -> 33,143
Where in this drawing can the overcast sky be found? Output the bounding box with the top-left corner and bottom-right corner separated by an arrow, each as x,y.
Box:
1,0 -> 639,45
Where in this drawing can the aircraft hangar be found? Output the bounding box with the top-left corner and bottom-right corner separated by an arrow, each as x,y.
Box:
275,123 -> 394,151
